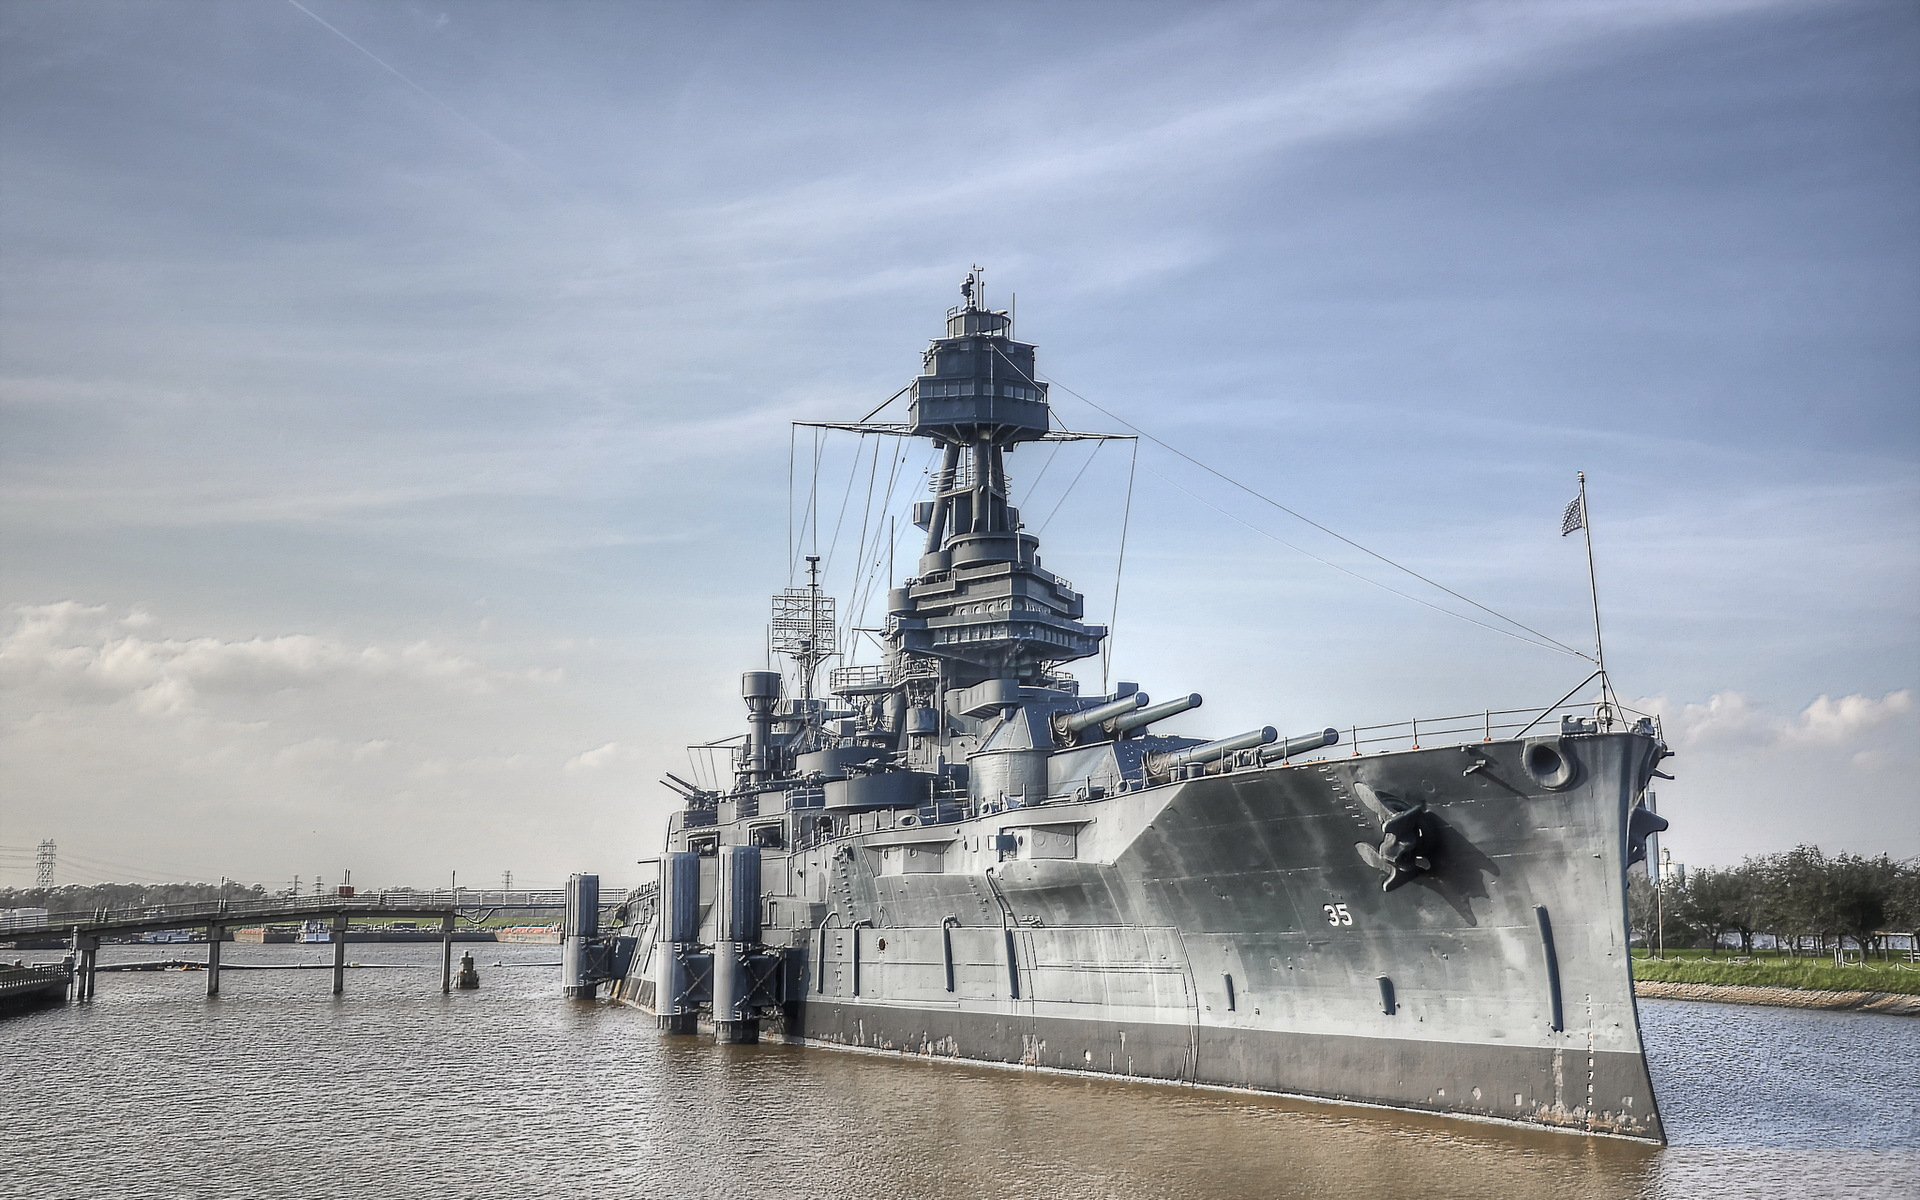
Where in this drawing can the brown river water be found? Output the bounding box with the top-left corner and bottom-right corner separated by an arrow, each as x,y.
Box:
3,943 -> 1916,1199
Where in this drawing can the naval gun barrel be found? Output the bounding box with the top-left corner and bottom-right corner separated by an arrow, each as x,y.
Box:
1258,728 -> 1342,761
1054,693 -> 1149,741
1110,693 -> 1202,736
1151,727 -> 1278,774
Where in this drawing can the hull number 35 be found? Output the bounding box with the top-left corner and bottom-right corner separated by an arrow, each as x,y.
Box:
1323,903 -> 1354,926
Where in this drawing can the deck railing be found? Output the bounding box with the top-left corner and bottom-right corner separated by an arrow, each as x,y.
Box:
1329,700 -> 1661,759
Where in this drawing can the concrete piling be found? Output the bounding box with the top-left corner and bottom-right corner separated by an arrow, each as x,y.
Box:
206,924 -> 222,997
441,914 -> 455,994
653,852 -> 700,1033
713,846 -> 763,1044
561,873 -> 600,999
332,914 -> 348,995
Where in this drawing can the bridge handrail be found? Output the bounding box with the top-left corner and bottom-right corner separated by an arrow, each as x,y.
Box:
0,888 -> 600,936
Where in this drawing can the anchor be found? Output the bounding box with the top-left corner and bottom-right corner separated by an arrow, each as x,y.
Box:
1356,795 -> 1442,892
1626,800 -> 1669,867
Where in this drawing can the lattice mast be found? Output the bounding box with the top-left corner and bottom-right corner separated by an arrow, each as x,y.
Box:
771,555 -> 838,701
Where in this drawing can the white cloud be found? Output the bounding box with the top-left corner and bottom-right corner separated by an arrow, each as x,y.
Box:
563,741 -> 635,774
0,601 -> 495,717
1628,688 -> 1920,864
1648,688 -> 1916,751
0,601 -> 669,887
1793,690 -> 1914,747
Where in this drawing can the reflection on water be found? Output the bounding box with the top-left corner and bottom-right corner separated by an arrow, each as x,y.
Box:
2,944 -> 1915,1200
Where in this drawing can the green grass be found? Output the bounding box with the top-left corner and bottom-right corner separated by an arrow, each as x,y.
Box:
1631,949 -> 1920,996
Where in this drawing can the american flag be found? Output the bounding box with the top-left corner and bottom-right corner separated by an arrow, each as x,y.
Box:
1560,495 -> 1585,537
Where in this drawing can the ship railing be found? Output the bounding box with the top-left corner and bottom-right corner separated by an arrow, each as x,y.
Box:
829,663 -> 889,693
790,789 -> 973,852
1332,700 -> 1662,758
829,656 -> 940,695
895,655 -> 939,681
1034,671 -> 1080,695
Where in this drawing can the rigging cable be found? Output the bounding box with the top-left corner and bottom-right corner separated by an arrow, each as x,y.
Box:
1035,440 -> 1106,535
841,434 -> 885,654
852,451 -> 929,646
1014,438 -> 1065,510
1137,460 -> 1582,658
790,426 -> 829,577
1103,437 -> 1139,695
848,440 -> 914,658
988,343 -> 1590,661
821,432 -> 870,577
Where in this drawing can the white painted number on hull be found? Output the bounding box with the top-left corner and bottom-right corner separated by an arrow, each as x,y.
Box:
1324,903 -> 1353,926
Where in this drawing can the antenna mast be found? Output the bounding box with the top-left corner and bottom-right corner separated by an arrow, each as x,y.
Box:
771,554 -> 837,702
1576,472 -> 1619,725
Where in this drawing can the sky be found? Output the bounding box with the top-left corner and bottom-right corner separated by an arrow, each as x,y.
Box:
1,0 -> 1915,891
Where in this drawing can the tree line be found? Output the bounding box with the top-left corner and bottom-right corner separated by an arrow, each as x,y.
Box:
1,881 -> 271,915
1629,845 -> 1920,957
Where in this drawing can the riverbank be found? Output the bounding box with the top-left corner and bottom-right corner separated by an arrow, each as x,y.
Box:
1632,950 -> 1920,993
1634,980 -> 1920,1015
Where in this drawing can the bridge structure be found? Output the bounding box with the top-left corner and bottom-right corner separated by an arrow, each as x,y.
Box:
0,889 -> 619,1003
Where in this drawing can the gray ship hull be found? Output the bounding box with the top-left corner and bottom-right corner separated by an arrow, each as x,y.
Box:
615,729 -> 1663,1142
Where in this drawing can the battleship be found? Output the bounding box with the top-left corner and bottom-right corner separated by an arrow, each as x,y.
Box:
580,273 -> 1674,1142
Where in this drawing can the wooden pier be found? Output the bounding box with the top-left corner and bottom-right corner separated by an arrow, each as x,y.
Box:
0,890 -> 603,1005
0,963 -> 72,1015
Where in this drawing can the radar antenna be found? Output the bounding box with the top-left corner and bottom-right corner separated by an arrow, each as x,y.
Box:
770,554 -> 837,700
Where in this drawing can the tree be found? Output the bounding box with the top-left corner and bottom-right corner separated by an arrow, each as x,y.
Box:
1681,866 -> 1741,951
1887,859 -> 1920,949
1763,846 -> 1830,956
1627,872 -> 1657,948
1827,853 -> 1897,959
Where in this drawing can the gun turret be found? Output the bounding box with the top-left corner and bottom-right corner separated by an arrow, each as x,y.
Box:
1257,728 -> 1341,762
1053,693 -> 1149,744
1109,693 -> 1202,736
1149,727 -> 1278,775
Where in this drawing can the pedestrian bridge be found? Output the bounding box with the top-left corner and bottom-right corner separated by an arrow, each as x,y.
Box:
0,889 -> 620,1002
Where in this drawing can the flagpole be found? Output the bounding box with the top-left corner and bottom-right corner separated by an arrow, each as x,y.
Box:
1577,471 -> 1615,725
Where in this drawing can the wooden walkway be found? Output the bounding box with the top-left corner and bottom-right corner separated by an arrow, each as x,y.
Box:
0,890 -> 609,1002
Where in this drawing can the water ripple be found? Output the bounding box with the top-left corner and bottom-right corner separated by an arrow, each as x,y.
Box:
2,946 -> 1915,1199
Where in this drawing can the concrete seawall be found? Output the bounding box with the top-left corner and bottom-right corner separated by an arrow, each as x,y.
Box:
1635,980 -> 1920,1016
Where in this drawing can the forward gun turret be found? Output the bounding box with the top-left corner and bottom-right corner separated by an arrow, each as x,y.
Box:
1052,693 -> 1148,745
1148,726 -> 1277,775
1109,693 -> 1202,736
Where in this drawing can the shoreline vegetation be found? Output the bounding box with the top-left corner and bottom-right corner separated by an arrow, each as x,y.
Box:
1632,949 -> 1920,1015
1633,979 -> 1920,1015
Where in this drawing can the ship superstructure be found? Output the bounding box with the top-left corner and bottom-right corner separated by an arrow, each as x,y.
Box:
590,274 -> 1674,1142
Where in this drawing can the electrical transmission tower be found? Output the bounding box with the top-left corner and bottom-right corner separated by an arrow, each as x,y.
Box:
501,870 -> 513,892
35,840 -> 55,889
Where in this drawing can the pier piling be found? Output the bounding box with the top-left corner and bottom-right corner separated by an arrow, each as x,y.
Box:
441,914 -> 454,994
206,924 -> 222,997
331,915 -> 348,994
77,936 -> 98,1001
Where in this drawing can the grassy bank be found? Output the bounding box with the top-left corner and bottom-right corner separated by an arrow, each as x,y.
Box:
1631,950 -> 1920,996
